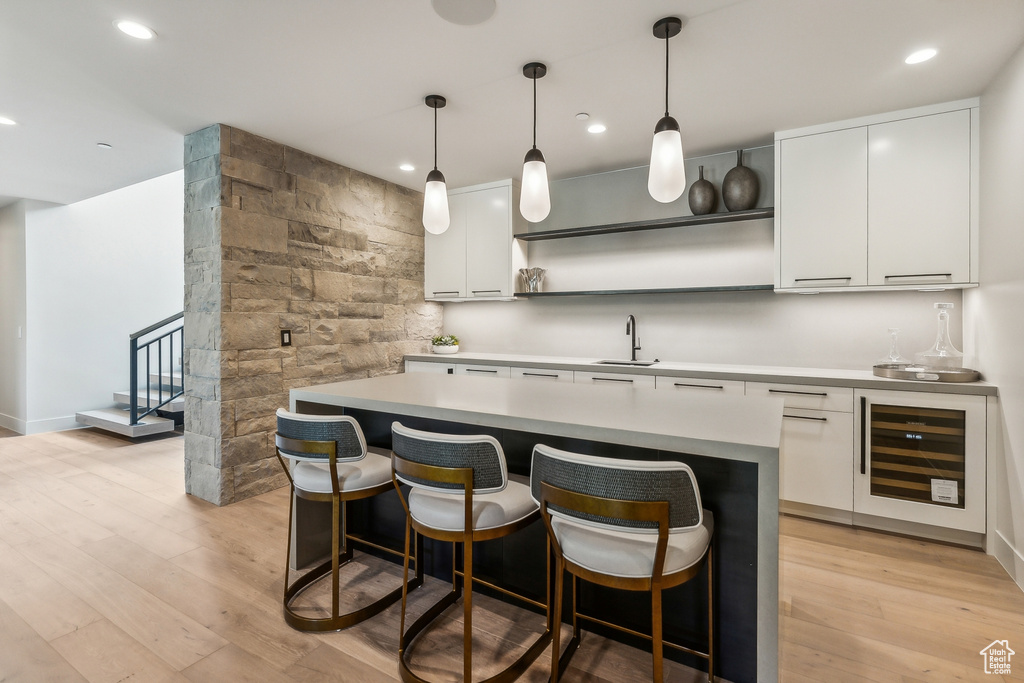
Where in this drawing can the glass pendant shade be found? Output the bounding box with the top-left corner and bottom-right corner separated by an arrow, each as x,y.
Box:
422,169 -> 450,235
648,115 -> 686,203
520,148 -> 550,223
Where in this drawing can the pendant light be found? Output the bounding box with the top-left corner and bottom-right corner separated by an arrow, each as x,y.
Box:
422,94 -> 450,235
647,17 -> 686,203
520,62 -> 551,223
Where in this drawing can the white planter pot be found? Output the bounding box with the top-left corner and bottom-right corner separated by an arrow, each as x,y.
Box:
432,345 -> 459,354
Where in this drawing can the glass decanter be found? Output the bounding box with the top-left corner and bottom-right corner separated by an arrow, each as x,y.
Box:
915,303 -> 963,370
880,328 -> 908,365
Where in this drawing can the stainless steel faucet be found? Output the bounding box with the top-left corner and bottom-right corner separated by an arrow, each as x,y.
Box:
626,315 -> 641,361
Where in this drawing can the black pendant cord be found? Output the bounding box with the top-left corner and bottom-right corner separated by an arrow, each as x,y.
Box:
532,75 -> 538,150
433,105 -> 438,171
664,31 -> 670,117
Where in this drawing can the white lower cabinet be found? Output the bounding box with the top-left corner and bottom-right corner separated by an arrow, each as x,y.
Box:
511,366 -> 574,382
655,375 -> 744,396
779,408 -> 854,511
455,364 -> 511,378
573,371 -> 656,389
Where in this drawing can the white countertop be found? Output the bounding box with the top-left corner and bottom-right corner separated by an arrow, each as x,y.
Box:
405,351 -> 997,396
291,372 -> 784,463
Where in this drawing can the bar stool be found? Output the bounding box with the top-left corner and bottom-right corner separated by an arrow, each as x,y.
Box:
274,409 -> 422,632
530,444 -> 715,683
390,421 -> 551,683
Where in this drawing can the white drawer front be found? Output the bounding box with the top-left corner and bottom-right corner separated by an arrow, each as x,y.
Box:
406,360 -> 455,374
655,376 -> 744,396
455,364 -> 511,378
746,382 -> 853,412
779,408 -> 854,511
573,371 -> 656,389
511,367 -> 574,382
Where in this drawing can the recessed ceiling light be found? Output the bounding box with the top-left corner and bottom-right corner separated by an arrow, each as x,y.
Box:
587,123 -> 607,134
575,113 -> 590,121
97,142 -> 113,149
0,116 -> 15,126
399,163 -> 415,172
116,20 -> 156,40
905,48 -> 937,64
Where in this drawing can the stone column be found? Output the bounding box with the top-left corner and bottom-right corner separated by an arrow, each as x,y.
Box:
183,124 -> 441,505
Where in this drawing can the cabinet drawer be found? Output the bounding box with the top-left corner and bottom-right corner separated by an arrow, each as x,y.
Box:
454,364 -> 511,378
511,367 -> 574,382
573,371 -> 656,389
780,409 -> 854,510
655,376 -> 744,396
405,360 -> 455,374
746,382 -> 852,412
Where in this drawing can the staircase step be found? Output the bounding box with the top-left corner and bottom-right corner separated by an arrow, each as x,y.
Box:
75,408 -> 176,438
148,371 -> 184,388
113,390 -> 185,412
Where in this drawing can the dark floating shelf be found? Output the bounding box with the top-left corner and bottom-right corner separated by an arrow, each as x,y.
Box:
516,284 -> 775,298
513,207 -> 774,241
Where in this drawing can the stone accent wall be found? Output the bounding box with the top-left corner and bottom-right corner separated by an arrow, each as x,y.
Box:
183,124 -> 442,505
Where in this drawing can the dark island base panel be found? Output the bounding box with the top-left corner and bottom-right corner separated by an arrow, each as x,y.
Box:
294,401 -> 759,683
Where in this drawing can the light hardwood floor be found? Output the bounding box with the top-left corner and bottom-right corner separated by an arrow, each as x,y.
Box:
0,428 -> 1021,682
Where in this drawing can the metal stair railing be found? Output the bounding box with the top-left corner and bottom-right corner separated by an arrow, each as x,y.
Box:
129,311 -> 184,426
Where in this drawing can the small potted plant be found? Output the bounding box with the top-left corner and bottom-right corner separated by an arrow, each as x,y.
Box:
431,334 -> 459,354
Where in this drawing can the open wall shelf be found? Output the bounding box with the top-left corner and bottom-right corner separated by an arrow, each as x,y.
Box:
513,207 -> 774,241
515,284 -> 775,298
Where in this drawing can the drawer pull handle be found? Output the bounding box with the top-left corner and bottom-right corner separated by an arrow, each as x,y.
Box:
783,414 -> 828,422
471,290 -> 503,295
465,368 -> 498,374
768,389 -> 828,397
593,377 -> 634,384
793,277 -> 852,282
522,372 -> 559,378
674,382 -> 724,390
884,273 -> 952,281
432,291 -> 460,297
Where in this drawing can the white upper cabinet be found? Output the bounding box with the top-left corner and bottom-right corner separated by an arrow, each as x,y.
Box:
775,99 -> 978,292
424,179 -> 527,301
777,126 -> 868,288
424,187 -> 468,298
867,110 -> 972,286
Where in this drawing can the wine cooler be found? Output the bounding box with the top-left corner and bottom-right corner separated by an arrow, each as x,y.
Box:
854,389 -> 986,533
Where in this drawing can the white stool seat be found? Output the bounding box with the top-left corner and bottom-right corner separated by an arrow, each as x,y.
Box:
409,479 -> 538,532
551,510 -> 713,579
293,447 -> 392,494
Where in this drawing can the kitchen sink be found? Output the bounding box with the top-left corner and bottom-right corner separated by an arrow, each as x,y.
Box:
594,359 -> 659,366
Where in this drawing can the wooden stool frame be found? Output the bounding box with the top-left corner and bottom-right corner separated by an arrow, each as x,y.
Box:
539,481 -> 715,683
275,433 -> 423,632
392,453 -> 552,683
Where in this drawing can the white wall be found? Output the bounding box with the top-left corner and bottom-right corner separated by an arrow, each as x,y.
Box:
965,41 -> 1024,588
444,284 -> 964,371
0,202 -> 28,431
21,170 -> 184,433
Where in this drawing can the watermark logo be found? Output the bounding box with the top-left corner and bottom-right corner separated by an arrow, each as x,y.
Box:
980,640 -> 1014,675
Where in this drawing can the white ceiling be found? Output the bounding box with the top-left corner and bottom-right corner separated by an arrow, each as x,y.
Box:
2,0 -> 1023,207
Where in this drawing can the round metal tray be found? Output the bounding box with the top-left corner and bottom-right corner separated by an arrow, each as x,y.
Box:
872,363 -> 980,382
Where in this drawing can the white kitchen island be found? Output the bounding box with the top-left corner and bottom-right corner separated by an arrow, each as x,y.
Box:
290,372 -> 784,683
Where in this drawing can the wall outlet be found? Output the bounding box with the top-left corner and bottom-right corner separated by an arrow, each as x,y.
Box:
281,329 -> 291,347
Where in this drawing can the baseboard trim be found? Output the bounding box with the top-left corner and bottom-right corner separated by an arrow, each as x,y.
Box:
994,529 -> 1024,593
24,415 -> 86,435
0,412 -> 26,434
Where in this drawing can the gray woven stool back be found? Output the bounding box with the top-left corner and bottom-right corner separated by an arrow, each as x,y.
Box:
530,444 -> 701,530
276,410 -> 366,462
391,422 -> 506,494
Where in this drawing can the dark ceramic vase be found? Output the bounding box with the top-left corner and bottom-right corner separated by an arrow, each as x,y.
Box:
687,165 -> 717,215
722,149 -> 759,211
